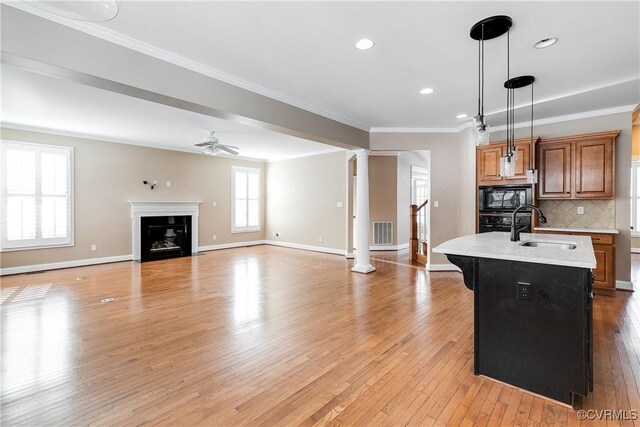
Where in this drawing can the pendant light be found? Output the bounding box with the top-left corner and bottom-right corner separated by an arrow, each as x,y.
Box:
470,16 -> 512,146
501,75 -> 535,177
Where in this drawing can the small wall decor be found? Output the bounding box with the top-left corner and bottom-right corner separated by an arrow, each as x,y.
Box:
143,180 -> 156,190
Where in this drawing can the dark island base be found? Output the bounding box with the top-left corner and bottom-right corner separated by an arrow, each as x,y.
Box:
447,254 -> 593,406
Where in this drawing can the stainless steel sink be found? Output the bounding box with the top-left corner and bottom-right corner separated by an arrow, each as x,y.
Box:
519,241 -> 577,250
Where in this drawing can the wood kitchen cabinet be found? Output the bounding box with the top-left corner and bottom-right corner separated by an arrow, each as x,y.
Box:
535,229 -> 616,295
477,138 -> 538,186
537,131 -> 618,200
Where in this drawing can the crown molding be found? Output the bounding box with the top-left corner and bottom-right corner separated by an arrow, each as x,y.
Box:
488,104 -> 638,132
370,151 -> 402,157
370,105 -> 638,134
4,1 -> 370,132
1,121 -> 343,163
0,122 -> 269,162
370,124 -> 469,134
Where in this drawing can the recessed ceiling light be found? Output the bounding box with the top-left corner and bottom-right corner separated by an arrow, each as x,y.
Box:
534,37 -> 558,49
420,88 -> 434,95
456,114 -> 468,119
355,39 -> 375,50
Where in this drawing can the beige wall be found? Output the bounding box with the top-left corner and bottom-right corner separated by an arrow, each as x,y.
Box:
631,124 -> 640,159
265,151 -> 347,252
1,127 -> 266,269
368,156 -> 398,245
370,132 -> 469,267
492,112 -> 633,282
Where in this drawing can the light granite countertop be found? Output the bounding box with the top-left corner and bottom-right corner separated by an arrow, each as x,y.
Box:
533,226 -> 619,235
433,232 -> 596,269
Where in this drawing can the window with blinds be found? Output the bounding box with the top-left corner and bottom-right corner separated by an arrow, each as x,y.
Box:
1,141 -> 73,250
231,166 -> 260,233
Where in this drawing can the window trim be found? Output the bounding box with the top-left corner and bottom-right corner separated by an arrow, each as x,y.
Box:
632,160 -> 640,237
231,165 -> 261,233
1,140 -> 74,252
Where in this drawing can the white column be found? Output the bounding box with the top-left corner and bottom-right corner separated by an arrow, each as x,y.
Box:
352,149 -> 376,274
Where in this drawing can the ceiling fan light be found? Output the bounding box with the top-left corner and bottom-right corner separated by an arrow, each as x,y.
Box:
202,145 -> 221,156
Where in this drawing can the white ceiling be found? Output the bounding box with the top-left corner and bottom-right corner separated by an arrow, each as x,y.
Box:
0,64 -> 343,161
2,0 -> 639,153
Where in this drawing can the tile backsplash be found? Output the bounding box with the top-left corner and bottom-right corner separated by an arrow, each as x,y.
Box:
538,200 -> 615,229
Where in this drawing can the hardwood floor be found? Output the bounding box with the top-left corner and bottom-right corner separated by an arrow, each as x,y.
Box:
1,246 -> 639,426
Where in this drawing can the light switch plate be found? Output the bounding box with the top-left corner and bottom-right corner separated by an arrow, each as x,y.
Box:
212,201 -> 217,207
336,202 -> 343,208
433,201 -> 439,208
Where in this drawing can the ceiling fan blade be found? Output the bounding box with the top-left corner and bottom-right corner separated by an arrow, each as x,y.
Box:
194,142 -> 211,147
219,143 -> 239,150
218,146 -> 239,156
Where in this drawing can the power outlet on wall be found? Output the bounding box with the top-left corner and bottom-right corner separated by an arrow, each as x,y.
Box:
319,237 -> 323,243
577,206 -> 585,215
90,244 -> 97,251
213,235 -> 217,240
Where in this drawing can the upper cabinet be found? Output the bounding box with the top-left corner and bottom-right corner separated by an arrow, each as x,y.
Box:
537,131 -> 619,200
538,141 -> 572,199
477,138 -> 537,186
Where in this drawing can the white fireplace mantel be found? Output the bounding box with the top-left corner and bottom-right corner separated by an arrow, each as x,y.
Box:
129,201 -> 202,261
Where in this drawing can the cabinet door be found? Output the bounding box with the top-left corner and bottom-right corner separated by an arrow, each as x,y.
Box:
592,243 -> 615,295
575,138 -> 614,199
477,145 -> 503,186
538,142 -> 572,199
503,142 -> 531,184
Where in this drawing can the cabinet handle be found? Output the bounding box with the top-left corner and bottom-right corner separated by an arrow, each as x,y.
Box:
577,191 -> 581,193
566,192 -> 570,194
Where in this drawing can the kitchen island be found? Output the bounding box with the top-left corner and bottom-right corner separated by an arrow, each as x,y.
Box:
433,232 -> 596,406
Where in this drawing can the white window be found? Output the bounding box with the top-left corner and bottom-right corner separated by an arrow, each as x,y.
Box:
1,141 -> 73,250
231,166 -> 260,233
632,160 -> 640,237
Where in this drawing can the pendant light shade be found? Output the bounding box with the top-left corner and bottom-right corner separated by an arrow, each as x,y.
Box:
469,16 -> 512,146
501,75 -> 535,177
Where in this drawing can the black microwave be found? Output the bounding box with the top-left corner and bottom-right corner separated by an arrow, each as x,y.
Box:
478,185 -> 532,212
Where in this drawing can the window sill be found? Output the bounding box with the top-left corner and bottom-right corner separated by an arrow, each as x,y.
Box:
1,242 -> 74,253
231,228 -> 261,234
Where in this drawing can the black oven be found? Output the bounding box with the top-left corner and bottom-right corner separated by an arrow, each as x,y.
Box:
478,185 -> 533,213
479,212 -> 531,233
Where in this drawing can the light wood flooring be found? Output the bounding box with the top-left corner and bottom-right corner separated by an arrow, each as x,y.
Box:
1,246 -> 639,426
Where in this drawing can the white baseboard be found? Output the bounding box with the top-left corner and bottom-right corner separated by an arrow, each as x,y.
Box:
370,243 -> 410,251
346,252 -> 355,259
198,240 -> 265,252
631,248 -> 640,254
616,280 -> 634,291
264,240 -> 346,256
427,263 -> 462,272
0,254 -> 132,276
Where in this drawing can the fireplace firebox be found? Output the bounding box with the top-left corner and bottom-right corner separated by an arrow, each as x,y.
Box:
140,216 -> 192,262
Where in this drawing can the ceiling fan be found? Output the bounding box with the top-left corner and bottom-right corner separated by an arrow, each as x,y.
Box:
195,131 -> 239,156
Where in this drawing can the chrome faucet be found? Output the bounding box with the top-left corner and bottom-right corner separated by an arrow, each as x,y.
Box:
511,204 -> 547,242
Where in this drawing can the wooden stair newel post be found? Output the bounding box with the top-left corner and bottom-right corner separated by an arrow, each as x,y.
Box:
410,204 -> 418,262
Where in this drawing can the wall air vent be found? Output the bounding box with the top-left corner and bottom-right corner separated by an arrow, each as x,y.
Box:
373,221 -> 393,245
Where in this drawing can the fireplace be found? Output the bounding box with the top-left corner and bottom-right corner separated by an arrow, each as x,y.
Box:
129,201 -> 202,262
141,216 -> 192,262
